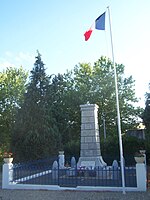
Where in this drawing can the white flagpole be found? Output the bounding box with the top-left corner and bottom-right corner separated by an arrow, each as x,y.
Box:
107,6 -> 126,194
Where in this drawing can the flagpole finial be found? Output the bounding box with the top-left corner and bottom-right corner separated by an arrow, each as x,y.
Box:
107,6 -> 110,11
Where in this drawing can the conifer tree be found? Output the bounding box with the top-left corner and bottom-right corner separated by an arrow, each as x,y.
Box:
12,51 -> 59,161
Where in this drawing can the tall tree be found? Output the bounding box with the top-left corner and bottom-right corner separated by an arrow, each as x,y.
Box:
12,52 -> 59,161
0,67 -> 27,150
68,57 -> 142,136
47,73 -> 80,153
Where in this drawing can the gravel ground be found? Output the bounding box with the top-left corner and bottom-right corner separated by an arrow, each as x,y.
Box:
0,172 -> 150,200
0,189 -> 150,200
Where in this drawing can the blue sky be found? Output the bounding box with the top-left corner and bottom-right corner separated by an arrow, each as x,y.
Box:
0,0 -> 150,108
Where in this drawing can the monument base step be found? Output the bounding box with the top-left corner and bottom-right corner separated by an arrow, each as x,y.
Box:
77,156 -> 107,168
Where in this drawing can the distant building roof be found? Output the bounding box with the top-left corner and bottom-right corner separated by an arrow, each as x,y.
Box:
126,129 -> 145,140
137,123 -> 145,130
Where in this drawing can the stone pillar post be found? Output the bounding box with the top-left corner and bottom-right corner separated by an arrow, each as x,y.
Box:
58,151 -> 65,169
2,163 -> 13,189
136,163 -> 147,191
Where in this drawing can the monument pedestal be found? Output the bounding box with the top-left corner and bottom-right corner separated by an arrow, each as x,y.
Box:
77,104 -> 106,168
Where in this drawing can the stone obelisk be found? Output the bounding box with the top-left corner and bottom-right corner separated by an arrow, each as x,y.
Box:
77,104 -> 106,168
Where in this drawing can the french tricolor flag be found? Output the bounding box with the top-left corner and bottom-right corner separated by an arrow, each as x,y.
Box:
84,12 -> 106,41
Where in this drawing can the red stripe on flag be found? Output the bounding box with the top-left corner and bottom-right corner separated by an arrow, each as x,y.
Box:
84,29 -> 93,41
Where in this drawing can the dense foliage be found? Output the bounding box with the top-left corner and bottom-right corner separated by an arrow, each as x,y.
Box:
0,67 -> 28,150
1,54 -> 144,162
61,57 -> 143,159
142,87 -> 150,136
142,84 -> 150,162
64,57 -> 142,138
11,52 -> 61,161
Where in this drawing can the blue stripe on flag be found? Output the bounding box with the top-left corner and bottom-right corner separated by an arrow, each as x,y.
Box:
95,12 -> 105,30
